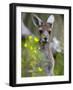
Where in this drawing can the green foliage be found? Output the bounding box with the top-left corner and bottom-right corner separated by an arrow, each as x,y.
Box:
21,36 -> 47,77
54,52 -> 64,75
21,36 -> 64,77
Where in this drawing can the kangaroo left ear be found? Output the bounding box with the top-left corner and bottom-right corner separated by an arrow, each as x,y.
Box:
32,14 -> 42,27
47,15 -> 55,25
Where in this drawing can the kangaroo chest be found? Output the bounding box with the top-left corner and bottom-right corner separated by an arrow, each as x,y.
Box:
40,44 -> 53,61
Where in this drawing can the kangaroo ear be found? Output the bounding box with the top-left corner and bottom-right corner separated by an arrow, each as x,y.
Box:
32,14 -> 42,27
47,15 -> 55,24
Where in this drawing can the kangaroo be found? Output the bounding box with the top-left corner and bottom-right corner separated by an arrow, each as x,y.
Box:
32,14 -> 55,75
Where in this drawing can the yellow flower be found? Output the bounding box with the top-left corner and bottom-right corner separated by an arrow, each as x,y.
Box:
34,37 -> 39,42
38,67 -> 43,72
30,46 -> 33,50
28,35 -> 32,40
34,50 -> 37,53
24,43 -> 27,47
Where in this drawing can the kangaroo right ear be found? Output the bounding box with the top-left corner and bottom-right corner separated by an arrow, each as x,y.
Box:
47,15 -> 55,24
32,14 -> 42,27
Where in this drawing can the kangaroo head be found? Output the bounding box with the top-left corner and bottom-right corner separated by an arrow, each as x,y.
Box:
32,14 -> 55,45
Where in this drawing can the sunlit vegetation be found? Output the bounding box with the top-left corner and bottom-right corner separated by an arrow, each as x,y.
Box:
21,36 -> 64,77
54,52 -> 64,75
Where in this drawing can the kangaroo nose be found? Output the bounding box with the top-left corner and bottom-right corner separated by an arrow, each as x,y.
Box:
44,37 -> 47,40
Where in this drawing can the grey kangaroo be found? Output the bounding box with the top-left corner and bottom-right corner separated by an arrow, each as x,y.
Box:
32,14 -> 55,75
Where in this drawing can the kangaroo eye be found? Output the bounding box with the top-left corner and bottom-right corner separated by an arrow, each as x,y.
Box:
48,31 -> 51,34
39,30 -> 43,34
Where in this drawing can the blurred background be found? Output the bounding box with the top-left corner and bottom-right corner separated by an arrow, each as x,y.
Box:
21,13 -> 64,77
22,13 -> 64,47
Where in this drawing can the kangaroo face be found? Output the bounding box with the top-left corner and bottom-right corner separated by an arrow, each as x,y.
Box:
38,22 -> 52,44
32,14 -> 55,44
